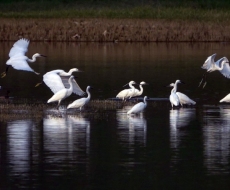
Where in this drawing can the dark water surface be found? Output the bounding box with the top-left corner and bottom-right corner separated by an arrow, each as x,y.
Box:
0,42 -> 230,189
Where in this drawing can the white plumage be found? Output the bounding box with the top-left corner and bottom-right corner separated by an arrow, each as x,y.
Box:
47,76 -> 76,109
168,83 -> 196,107
127,96 -> 148,115
199,53 -> 230,87
201,53 -> 217,71
169,80 -> 181,108
42,68 -> 85,96
116,80 -> 137,100
132,81 -> 148,98
220,93 -> 230,103
1,38 -> 46,77
67,86 -> 92,111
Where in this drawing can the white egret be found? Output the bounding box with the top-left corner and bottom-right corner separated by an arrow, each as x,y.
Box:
36,68 -> 85,96
47,76 -> 76,110
127,96 -> 148,115
116,81 -> 137,101
168,83 -> 196,106
67,86 -> 92,111
132,81 -> 148,98
199,53 -> 230,88
1,38 -> 46,78
169,80 -> 182,108
220,93 -> 230,103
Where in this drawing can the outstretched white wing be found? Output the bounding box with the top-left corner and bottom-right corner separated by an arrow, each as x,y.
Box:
201,53 -> 216,70
43,71 -> 65,94
9,38 -> 29,58
7,56 -> 35,72
61,77 -> 85,96
216,57 -> 230,78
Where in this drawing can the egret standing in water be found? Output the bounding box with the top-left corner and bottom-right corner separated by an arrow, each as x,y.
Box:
199,53 -> 230,88
168,83 -> 196,107
169,80 -> 182,108
67,86 -> 92,111
35,68 -> 85,96
127,96 -> 148,115
47,76 -> 76,110
1,38 -> 46,78
116,81 -> 137,101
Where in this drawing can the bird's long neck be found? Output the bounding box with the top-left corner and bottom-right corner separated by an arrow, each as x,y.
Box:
171,82 -> 178,93
129,84 -> 136,92
218,61 -> 226,70
144,97 -> 147,106
67,78 -> 74,94
86,88 -> 91,100
68,69 -> 76,75
139,85 -> 143,94
27,54 -> 38,63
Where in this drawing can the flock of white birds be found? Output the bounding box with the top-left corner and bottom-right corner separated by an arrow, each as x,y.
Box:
2,38 -> 230,115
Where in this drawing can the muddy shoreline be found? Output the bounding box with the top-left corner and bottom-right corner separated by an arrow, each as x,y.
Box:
0,18 -> 229,42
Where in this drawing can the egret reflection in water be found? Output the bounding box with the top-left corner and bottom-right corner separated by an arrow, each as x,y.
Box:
6,120 -> 35,178
203,106 -> 230,174
117,106 -> 147,149
170,108 -> 196,154
43,115 -> 90,162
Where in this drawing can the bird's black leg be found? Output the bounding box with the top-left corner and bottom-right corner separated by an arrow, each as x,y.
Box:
1,66 -> 9,78
56,101 -> 61,110
198,72 -> 207,88
202,73 -> 207,88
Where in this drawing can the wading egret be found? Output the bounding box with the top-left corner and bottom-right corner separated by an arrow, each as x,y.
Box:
132,81 -> 148,98
116,81 -> 137,101
169,80 -> 182,108
36,68 -> 85,96
1,38 -> 46,78
168,83 -> 196,106
47,76 -> 76,110
127,96 -> 148,115
199,53 -> 230,88
220,93 -> 230,103
67,86 -> 92,111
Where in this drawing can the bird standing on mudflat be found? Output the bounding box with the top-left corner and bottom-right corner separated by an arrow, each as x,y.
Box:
47,76 -> 79,110
127,96 -> 148,115
116,80 -> 137,101
67,86 -> 92,111
168,83 -> 196,107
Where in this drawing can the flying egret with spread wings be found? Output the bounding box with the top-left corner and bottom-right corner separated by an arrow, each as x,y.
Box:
168,83 -> 196,107
199,53 -> 230,88
1,38 -> 46,78
67,86 -> 92,111
36,68 -> 85,96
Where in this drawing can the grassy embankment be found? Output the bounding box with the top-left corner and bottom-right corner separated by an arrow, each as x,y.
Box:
1,0 -> 230,42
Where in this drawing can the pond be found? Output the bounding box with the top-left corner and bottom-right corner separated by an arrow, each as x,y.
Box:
0,42 -> 230,189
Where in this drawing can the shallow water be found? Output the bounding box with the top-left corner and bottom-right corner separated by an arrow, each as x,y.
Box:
0,42 -> 230,189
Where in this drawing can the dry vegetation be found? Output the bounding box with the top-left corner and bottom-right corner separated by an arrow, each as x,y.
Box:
0,98 -> 164,121
0,18 -> 230,42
